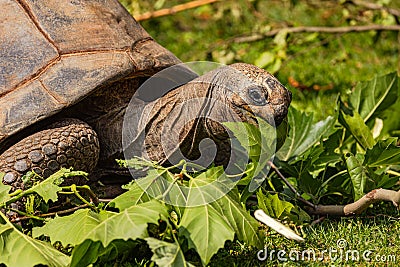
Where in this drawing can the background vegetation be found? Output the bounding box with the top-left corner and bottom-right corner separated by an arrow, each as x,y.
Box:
120,0 -> 400,118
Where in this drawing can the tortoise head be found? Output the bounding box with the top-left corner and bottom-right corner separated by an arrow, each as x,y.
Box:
209,63 -> 292,127
128,62 -> 292,167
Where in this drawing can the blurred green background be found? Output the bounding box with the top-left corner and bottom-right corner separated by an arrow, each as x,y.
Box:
119,0 -> 399,119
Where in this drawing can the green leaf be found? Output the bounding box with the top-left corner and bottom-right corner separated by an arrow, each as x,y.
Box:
273,29 -> 288,48
346,153 -> 369,200
375,173 -> 399,189
0,218 -> 69,267
178,175 -> 234,265
249,119 -> 279,188
310,129 -> 343,175
212,190 -> 264,248
134,168 -> 190,207
33,181 -> 61,203
277,107 -> 336,161
379,86 -> 400,138
113,164 -> 237,209
0,182 -> 11,204
257,189 -> 310,223
32,209 -> 115,246
276,118 -> 289,151
70,239 -> 141,267
30,168 -> 87,203
223,121 -> 261,163
70,240 -> 103,267
256,190 -> 294,219
339,103 -> 375,150
364,138 -> 400,167
349,72 -> 398,122
180,166 -> 236,207
117,157 -> 156,169
178,176 -> 263,265
33,199 -> 169,247
225,119 -> 278,192
146,237 -> 193,267
179,202 -> 234,265
108,180 -> 151,211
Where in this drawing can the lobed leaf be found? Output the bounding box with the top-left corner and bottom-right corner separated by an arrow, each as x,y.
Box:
212,189 -> 264,248
179,166 -> 235,207
69,240 -> 103,267
223,121 -> 261,163
277,107 -> 336,161
31,168 -> 87,203
0,220 -> 69,267
179,203 -> 234,265
225,119 -> 278,192
32,209 -> 115,246
349,72 -> 398,123
256,190 -> 294,219
339,104 -> 375,150
178,173 -> 234,265
70,239 -> 141,267
33,199 -> 169,247
178,175 -> 263,265
109,179 -> 151,211
133,168 -> 189,207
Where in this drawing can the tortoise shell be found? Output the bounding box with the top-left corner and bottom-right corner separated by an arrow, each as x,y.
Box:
0,0 -> 180,151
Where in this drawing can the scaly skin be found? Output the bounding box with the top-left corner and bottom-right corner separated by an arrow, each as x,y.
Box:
0,119 -> 99,192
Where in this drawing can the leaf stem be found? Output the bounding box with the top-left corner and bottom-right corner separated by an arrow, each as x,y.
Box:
159,172 -> 183,201
8,189 -> 23,197
1,187 -> 37,208
69,184 -> 98,212
316,170 -> 348,198
226,163 -> 255,178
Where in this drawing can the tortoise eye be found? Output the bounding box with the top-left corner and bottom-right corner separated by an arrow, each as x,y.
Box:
248,87 -> 267,105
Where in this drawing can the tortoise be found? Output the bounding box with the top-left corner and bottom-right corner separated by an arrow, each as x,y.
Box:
0,0 -> 292,200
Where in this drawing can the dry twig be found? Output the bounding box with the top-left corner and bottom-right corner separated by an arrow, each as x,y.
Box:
268,161 -> 400,217
308,188 -> 400,216
233,25 -> 400,43
134,0 -> 219,21
345,0 -> 400,18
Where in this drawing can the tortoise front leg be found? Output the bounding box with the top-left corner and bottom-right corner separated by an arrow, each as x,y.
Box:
0,118 -> 100,192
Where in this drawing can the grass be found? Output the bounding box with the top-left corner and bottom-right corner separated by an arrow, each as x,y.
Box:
208,213 -> 400,266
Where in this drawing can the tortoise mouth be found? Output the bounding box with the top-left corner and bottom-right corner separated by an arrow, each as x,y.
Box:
233,101 -> 288,127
